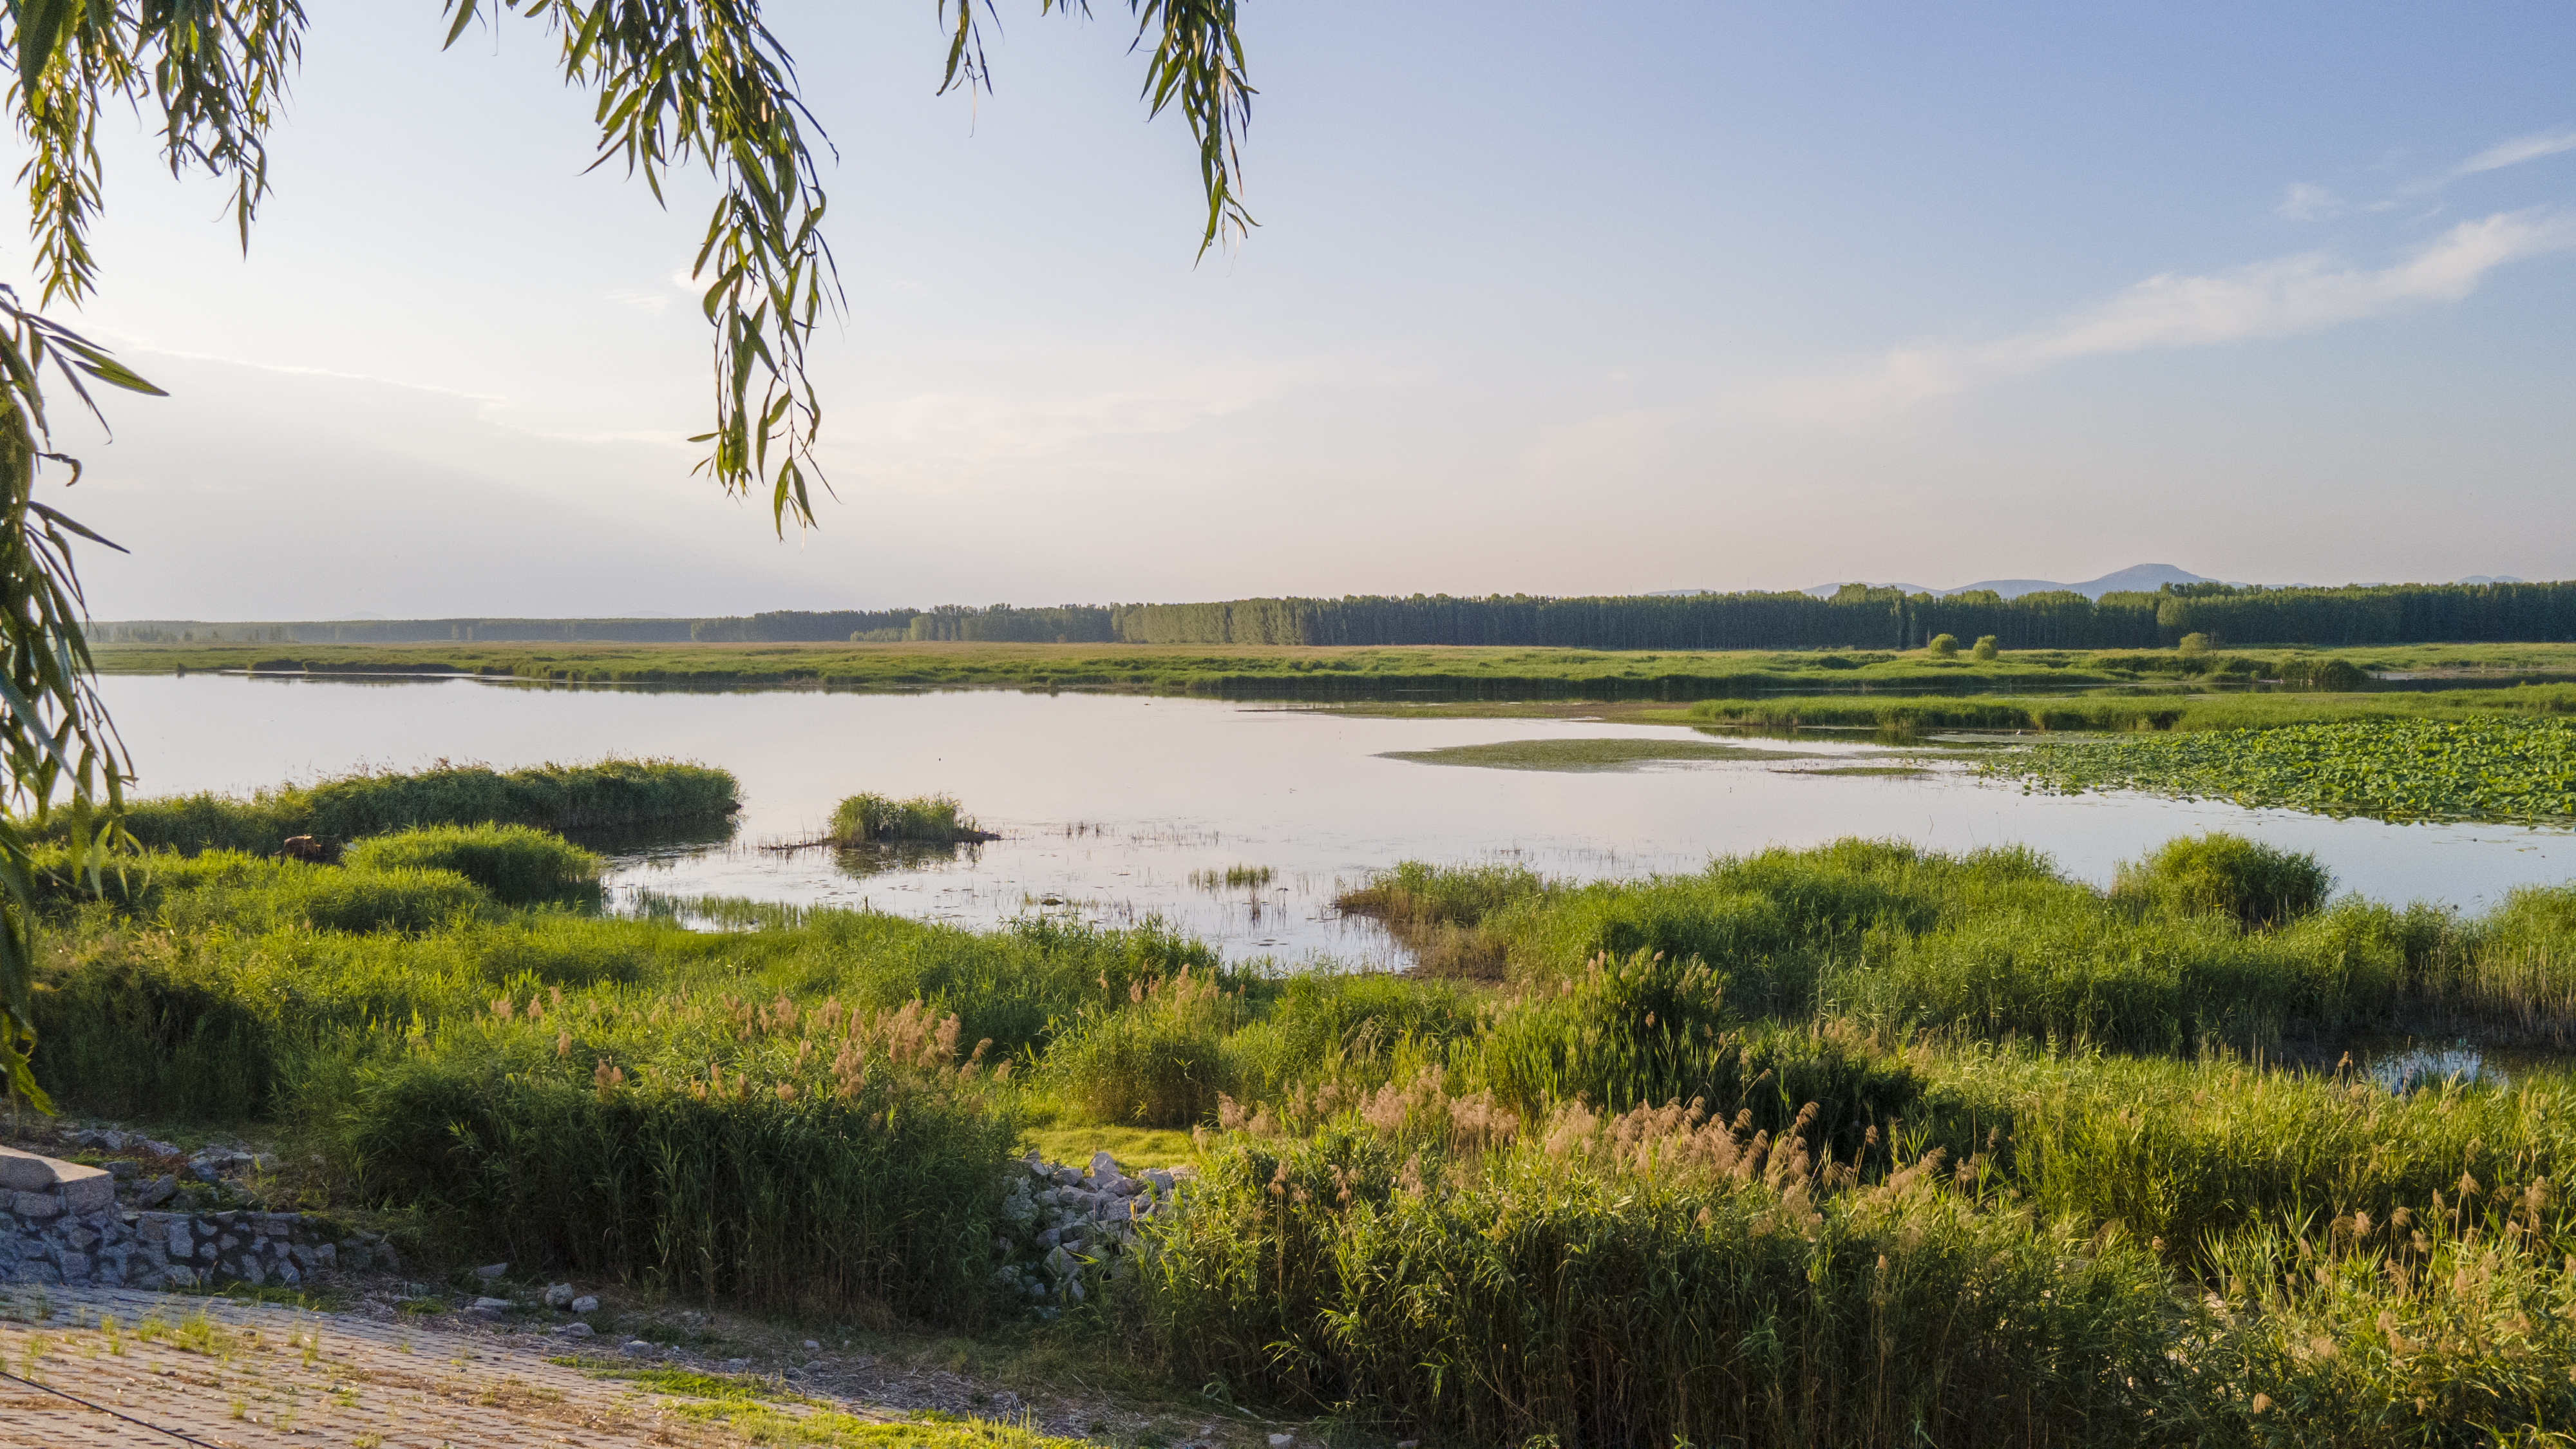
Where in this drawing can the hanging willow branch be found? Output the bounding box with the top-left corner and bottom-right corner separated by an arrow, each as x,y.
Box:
0,1 -> 1252,1109
0,287 -> 157,1108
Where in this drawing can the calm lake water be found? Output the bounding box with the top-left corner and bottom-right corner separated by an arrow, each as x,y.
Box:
98,673 -> 2576,969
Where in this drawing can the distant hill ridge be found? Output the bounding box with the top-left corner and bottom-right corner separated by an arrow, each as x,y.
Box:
1694,564 -> 2529,601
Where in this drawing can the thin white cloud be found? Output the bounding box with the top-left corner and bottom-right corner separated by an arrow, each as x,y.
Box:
2456,127 -> 2576,176
2277,182 -> 2340,221
1761,210 -> 2576,418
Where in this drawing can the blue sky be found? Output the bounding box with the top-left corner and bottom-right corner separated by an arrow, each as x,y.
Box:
12,1 -> 2574,618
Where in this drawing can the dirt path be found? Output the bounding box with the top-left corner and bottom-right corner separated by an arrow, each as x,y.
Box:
0,1283 -> 922,1448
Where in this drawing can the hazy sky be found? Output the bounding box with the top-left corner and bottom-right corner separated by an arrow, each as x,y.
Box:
12,1 -> 2575,619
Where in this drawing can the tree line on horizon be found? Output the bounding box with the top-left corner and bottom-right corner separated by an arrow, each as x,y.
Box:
97,579 -> 2576,652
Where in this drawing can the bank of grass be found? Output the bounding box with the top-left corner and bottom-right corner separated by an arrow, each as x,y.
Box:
34,817 -> 2576,1444
1376,736 -> 1848,771
87,758 -> 737,856
1692,681 -> 2576,734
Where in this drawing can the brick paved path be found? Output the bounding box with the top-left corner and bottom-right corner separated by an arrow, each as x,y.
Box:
0,1283 -> 878,1447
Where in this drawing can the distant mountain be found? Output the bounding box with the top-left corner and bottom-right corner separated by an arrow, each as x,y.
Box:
2459,574 -> 2525,585
1771,563 -> 2228,601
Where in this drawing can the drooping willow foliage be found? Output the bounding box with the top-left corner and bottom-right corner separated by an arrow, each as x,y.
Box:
0,290 -> 155,1106
0,0 -> 1254,1107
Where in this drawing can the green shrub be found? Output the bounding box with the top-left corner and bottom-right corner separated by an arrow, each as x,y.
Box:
344,824 -> 603,905
1971,634 -> 1999,661
1926,632 -> 1960,658
2114,832 -> 2331,929
830,792 -> 989,842
2179,631 -> 2212,654
1047,969 -> 1244,1126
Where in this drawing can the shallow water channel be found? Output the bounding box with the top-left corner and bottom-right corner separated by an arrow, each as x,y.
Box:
97,673 -> 2576,972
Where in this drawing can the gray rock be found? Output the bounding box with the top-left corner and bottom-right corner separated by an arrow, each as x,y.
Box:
1051,1166 -> 1082,1188
14,1191 -> 62,1220
1269,1437 -> 1294,1449
621,1340 -> 655,1355
802,1340 -> 820,1351
1146,1169 -> 1175,1193
469,1296 -> 510,1315
135,1177 -> 177,1209
721,1358 -> 750,1373
106,1160 -> 139,1180
475,1262 -> 508,1280
543,1282 -> 574,1309
1089,1150 -> 1120,1179
571,1295 -> 598,1313
561,1322 -> 594,1338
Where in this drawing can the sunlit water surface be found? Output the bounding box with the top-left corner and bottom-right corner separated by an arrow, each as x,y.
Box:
98,674 -> 2576,970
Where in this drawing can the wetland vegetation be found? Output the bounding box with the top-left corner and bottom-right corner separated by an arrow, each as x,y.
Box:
1989,716 -> 2576,822
25,771 -> 2576,1444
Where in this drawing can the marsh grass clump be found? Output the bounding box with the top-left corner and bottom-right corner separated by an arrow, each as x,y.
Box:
1047,968 -> 1246,1127
1188,864 -> 1275,891
343,824 -> 603,905
1335,862 -> 1548,980
2114,831 -> 2332,929
829,793 -> 996,844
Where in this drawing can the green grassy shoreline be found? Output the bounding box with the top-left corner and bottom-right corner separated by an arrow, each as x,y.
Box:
93,638 -> 2576,704
33,791 -> 2576,1445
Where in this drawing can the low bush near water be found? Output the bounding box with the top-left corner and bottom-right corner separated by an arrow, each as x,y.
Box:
2112,831 -> 2331,928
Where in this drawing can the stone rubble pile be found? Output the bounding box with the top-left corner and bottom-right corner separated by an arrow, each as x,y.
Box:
993,1149 -> 1188,1315
0,1145 -> 399,1289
